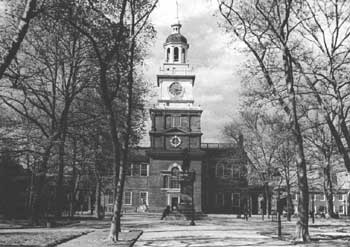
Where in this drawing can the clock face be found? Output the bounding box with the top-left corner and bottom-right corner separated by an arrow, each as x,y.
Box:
170,135 -> 182,148
168,82 -> 183,96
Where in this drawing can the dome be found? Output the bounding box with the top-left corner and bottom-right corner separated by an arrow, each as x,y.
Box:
165,33 -> 188,44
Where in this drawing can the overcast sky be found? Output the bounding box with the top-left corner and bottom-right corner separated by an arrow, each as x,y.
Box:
0,0 -> 244,144
143,0 -> 244,144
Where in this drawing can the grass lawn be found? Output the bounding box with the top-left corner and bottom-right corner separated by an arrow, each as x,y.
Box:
0,230 -> 90,247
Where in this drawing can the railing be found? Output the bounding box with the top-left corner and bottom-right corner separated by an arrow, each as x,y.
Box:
200,143 -> 236,149
159,66 -> 194,76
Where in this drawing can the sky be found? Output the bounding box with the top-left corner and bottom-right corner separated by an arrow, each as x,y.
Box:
143,0 -> 244,144
0,0 -> 244,144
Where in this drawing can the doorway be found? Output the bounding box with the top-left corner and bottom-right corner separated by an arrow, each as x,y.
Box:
171,196 -> 179,211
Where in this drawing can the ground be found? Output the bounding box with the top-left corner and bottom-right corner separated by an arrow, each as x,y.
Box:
1,214 -> 350,246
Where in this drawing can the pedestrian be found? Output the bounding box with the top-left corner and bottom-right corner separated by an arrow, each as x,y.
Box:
161,205 -> 171,220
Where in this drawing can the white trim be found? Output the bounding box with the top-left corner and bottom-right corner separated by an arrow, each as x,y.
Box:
124,191 -> 132,205
168,162 -> 183,172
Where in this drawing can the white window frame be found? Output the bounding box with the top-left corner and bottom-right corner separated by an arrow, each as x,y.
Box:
339,205 -> 345,214
124,191 -> 132,205
140,163 -> 149,176
140,191 -> 149,205
320,194 -> 326,201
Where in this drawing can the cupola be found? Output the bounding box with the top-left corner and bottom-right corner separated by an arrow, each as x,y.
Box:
164,22 -> 189,64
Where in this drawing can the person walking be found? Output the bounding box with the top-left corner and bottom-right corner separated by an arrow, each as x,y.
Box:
161,205 -> 171,220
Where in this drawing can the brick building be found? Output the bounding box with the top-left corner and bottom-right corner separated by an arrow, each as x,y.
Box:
102,22 -> 248,214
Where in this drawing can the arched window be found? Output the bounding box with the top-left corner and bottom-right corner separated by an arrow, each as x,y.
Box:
166,48 -> 170,62
170,167 -> 180,188
174,47 -> 179,62
182,48 -> 186,63
171,167 -> 180,176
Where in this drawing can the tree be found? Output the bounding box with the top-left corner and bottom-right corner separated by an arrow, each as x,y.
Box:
61,0 -> 157,241
292,0 -> 350,173
0,2 -> 93,221
218,0 -> 310,241
0,0 -> 42,80
304,110 -> 338,218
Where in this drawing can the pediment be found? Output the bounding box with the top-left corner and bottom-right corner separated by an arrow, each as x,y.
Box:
164,127 -> 186,134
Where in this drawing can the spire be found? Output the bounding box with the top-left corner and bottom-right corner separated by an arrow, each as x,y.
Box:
176,0 -> 180,24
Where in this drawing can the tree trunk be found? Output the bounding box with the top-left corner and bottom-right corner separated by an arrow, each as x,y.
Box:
55,134 -> 66,218
286,176 -> 292,221
29,144 -> 53,225
264,183 -> 270,218
323,164 -> 336,218
109,8 -> 137,239
283,48 -> 310,242
95,179 -> 102,219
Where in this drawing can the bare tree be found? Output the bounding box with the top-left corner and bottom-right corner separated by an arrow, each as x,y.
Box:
0,0 -> 42,80
218,0 -> 310,241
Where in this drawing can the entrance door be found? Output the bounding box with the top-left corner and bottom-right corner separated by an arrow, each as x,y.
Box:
171,197 -> 179,211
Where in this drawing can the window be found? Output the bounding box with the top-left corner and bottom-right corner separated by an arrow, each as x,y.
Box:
124,191 -> 132,205
170,176 -> 180,188
132,164 -> 140,176
163,176 -> 169,188
126,164 -> 132,176
320,194 -> 326,201
216,164 -> 224,177
232,193 -> 240,207
174,47 -> 179,62
223,164 -> 232,177
128,163 -> 149,177
216,192 -> 224,207
339,205 -> 345,214
140,163 -> 148,176
140,192 -> 148,205
172,116 -> 181,127
338,194 -> 345,201
106,190 -> 114,204
163,168 -> 181,189
182,48 -> 186,62
166,48 -> 170,62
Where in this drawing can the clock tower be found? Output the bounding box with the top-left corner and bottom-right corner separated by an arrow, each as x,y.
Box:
148,22 -> 204,213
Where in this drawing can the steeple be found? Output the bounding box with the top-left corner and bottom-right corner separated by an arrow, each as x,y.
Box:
163,1 -> 189,64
